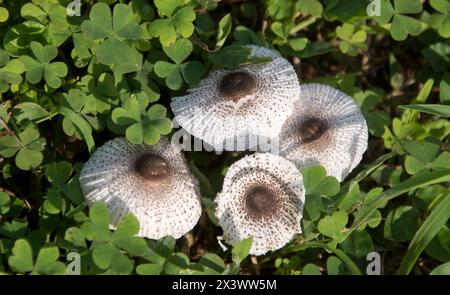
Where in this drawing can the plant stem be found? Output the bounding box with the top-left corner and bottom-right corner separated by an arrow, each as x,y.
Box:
0,117 -> 24,147
290,16 -> 318,35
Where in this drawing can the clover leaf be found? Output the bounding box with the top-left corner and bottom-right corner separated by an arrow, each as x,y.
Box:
318,211 -> 349,245
154,38 -> 204,90
301,165 -> 340,197
0,6 -> 8,23
43,161 -> 84,214
8,239 -> 65,274
121,59 -> 160,105
4,21 -> 47,56
80,203 -> 148,274
296,0 -> 323,17
375,0 -> 423,41
402,138 -> 450,175
429,0 -> 450,38
12,102 -> 50,124
0,49 -> 25,93
81,3 -> 142,75
336,23 -> 367,56
111,98 -> 172,145
20,0 -> 71,46
0,192 -> 10,215
270,21 -> 292,44
19,41 -> 68,88
81,2 -> 141,41
353,89 -> 390,137
0,126 -> 46,171
384,206 -> 420,242
149,0 -> 196,46
208,45 -> 272,70
79,74 -> 119,114
231,237 -> 253,265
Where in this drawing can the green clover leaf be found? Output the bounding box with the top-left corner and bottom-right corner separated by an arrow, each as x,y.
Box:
0,6 -> 9,23
0,49 -> 25,93
375,0 -> 423,41
296,0 -> 323,17
111,98 -> 172,145
42,161 -> 84,213
81,2 -> 141,41
231,237 -> 253,265
59,80 -> 114,141
12,102 -> 50,124
384,206 -> 420,242
4,21 -> 47,56
318,211 -> 349,244
57,103 -> 96,155
96,38 -> 143,76
402,138 -> 450,175
270,21 -> 292,44
80,203 -> 147,274
301,165 -> 341,197
208,45 -> 272,70
81,202 -> 111,243
336,23 -> 367,56
149,0 -> 196,46
154,38 -> 204,90
19,41 -> 68,88
429,0 -> 450,38
81,3 -> 142,75
8,239 -> 33,273
8,239 -> 65,274
79,74 -> 120,114
20,0 -> 70,46
0,126 -> 46,171
122,59 -> 160,105
0,192 -> 10,215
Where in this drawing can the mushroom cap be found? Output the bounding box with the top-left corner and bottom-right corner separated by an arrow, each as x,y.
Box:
170,45 -> 300,151
278,83 -> 368,181
79,137 -> 202,239
215,153 -> 305,255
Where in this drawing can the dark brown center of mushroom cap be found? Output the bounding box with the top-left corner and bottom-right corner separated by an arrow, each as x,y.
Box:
298,117 -> 328,144
134,153 -> 170,181
218,71 -> 256,102
245,186 -> 276,218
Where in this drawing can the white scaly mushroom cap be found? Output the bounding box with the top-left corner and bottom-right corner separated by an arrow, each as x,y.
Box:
215,153 -> 305,256
170,45 -> 300,151
278,83 -> 368,182
79,137 -> 202,239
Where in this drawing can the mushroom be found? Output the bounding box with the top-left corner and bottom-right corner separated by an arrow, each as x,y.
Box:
278,83 -> 368,181
79,137 -> 202,239
215,153 -> 305,255
170,45 -> 300,151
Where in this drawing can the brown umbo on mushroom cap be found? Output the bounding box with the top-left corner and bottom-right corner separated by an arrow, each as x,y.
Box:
79,137 -> 202,239
170,45 -> 301,151
278,83 -> 368,181
215,153 -> 305,256
219,71 -> 257,102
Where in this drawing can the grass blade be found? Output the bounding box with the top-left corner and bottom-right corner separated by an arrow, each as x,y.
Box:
352,152 -> 395,183
399,104 -> 450,118
57,106 -> 95,154
283,242 -> 362,275
397,193 -> 450,275
352,169 -> 450,230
